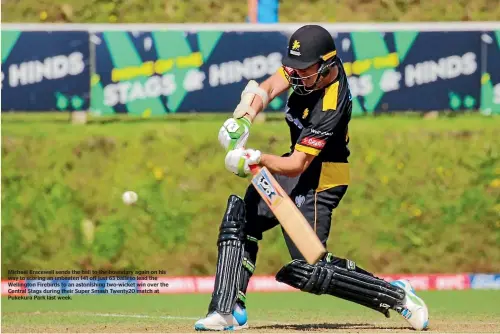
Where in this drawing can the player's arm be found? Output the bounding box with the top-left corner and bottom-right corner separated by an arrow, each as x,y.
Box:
218,69 -> 290,152
236,69 -> 290,122
226,100 -> 345,178
226,148 -> 314,178
246,69 -> 290,121
259,151 -> 314,177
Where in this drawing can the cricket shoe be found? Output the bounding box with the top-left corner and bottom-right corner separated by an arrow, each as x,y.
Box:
391,279 -> 429,331
194,303 -> 248,331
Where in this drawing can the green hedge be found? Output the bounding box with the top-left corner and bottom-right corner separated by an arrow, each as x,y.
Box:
2,113 -> 499,277
2,0 -> 500,23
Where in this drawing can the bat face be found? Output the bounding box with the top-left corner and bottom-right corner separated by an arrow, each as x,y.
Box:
249,165 -> 326,264
252,168 -> 284,207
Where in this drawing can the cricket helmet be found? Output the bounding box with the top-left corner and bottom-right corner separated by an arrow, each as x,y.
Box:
282,25 -> 338,95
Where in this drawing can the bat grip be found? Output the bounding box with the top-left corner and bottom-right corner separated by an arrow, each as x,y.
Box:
249,163 -> 261,175
244,150 -> 261,176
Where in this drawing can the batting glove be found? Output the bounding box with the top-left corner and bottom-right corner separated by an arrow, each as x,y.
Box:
218,117 -> 251,152
225,148 -> 261,177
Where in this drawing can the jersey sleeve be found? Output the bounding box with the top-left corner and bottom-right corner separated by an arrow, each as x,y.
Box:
294,83 -> 345,156
276,66 -> 294,84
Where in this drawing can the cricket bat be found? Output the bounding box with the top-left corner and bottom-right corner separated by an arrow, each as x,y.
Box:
238,81 -> 326,264
248,164 -> 327,264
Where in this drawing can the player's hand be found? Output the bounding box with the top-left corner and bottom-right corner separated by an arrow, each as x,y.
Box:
225,148 -> 261,177
218,117 -> 251,152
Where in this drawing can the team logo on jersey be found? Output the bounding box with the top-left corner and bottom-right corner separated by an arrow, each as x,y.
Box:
301,137 -> 326,149
302,108 -> 309,119
285,110 -> 304,129
290,40 -> 301,56
295,195 -> 305,208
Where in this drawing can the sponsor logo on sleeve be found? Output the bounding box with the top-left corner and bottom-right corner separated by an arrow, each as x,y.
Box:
310,128 -> 333,136
300,137 -> 326,149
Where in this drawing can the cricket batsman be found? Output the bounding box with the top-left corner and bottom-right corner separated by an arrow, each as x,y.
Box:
195,25 -> 429,331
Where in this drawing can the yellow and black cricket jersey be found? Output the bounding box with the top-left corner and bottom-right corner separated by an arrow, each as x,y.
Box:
279,64 -> 352,192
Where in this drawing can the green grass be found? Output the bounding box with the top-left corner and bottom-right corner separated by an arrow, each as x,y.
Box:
2,291 -> 500,332
2,0 -> 500,23
2,112 -> 500,277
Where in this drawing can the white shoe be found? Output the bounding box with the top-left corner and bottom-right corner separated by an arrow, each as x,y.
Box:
391,279 -> 429,331
194,303 -> 248,331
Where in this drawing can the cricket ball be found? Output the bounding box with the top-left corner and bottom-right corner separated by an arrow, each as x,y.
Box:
122,191 -> 138,205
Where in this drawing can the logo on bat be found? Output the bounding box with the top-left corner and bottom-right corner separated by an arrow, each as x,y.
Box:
252,169 -> 283,207
258,176 -> 275,196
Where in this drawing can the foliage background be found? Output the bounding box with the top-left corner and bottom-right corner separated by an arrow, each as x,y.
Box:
2,0 -> 500,24
2,114 -> 499,277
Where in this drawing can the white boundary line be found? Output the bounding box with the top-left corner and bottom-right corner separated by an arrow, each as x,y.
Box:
84,313 -> 199,321
1,22 -> 500,32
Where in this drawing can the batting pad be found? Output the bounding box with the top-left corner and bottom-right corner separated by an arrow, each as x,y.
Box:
208,195 -> 247,315
276,259 -> 406,317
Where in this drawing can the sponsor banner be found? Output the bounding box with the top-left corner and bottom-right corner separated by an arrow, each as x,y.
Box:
325,31 -> 482,115
480,31 -> 500,115
1,30 -> 90,111
136,276 -> 295,294
24,279 -> 73,296
135,274 -> 472,293
5,274 -> 500,295
1,278 -> 137,295
90,31 -> 288,116
470,274 -> 500,289
68,279 -> 108,294
139,276 -> 196,294
2,280 -> 27,296
247,276 -> 296,292
434,274 -> 471,291
0,28 -> 494,113
194,276 -> 216,293
380,274 -> 471,291
92,29 -> 484,115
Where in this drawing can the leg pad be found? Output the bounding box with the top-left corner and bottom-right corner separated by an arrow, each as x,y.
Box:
209,195 -> 247,314
276,257 -> 405,316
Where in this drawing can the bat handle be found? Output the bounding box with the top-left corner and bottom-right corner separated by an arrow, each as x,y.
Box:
244,149 -> 261,176
249,163 -> 261,175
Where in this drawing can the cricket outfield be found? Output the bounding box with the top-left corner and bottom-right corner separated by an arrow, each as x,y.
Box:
2,290 -> 500,333
2,112 -> 499,332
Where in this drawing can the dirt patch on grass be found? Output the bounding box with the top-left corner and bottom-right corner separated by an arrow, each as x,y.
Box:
3,319 -> 500,333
